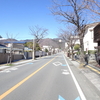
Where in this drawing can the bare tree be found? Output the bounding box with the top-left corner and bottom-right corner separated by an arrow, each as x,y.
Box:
6,33 -> 18,65
29,25 -> 48,59
51,0 -> 87,65
58,27 -> 78,60
86,0 -> 100,21
29,25 -> 48,43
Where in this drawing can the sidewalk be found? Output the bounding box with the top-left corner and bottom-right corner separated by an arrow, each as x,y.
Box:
89,59 -> 100,70
0,56 -> 47,70
75,58 -> 100,74
67,57 -> 100,92
0,59 -> 33,70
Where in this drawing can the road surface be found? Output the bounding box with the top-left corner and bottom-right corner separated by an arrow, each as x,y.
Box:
0,53 -> 100,100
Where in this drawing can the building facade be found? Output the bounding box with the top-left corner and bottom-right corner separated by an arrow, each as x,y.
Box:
94,23 -> 100,46
94,23 -> 100,65
83,22 -> 99,52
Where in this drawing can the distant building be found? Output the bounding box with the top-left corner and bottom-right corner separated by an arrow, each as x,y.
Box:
42,45 -> 52,52
65,36 -> 80,52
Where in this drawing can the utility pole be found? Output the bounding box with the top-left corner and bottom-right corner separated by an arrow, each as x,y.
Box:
32,39 -> 35,60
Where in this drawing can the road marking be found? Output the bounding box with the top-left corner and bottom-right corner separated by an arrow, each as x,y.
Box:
63,55 -> 86,100
27,63 -> 33,64
62,64 -> 67,66
0,57 -> 55,100
61,69 -> 68,71
0,67 -> 18,73
10,67 -> 18,70
58,95 -> 65,100
1,69 -> 11,73
61,69 -> 70,75
62,71 -> 70,75
53,62 -> 62,66
75,96 -> 80,100
58,95 -> 80,100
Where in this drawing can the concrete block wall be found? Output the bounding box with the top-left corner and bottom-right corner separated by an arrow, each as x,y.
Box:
0,53 -> 25,64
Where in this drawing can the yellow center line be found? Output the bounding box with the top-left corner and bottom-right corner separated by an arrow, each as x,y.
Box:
0,57 -> 55,100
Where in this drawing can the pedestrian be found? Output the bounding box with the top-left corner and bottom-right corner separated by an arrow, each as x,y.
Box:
74,53 -> 77,60
95,52 -> 98,63
84,53 -> 89,67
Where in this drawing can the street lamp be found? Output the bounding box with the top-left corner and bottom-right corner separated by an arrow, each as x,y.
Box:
59,39 -> 62,43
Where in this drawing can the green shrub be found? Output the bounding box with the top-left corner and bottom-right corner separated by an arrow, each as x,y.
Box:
88,50 -> 97,54
45,48 -> 48,52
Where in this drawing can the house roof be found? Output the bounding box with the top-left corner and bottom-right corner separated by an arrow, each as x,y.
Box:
86,22 -> 100,28
0,44 -> 10,49
0,44 -> 6,47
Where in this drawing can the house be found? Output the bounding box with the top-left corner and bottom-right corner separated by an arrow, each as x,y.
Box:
0,44 -> 7,53
4,41 -> 26,54
0,40 -> 27,64
0,37 -> 10,53
65,36 -> 80,53
94,23 -> 100,48
83,22 -> 99,52
65,22 -> 99,56
93,23 -> 100,65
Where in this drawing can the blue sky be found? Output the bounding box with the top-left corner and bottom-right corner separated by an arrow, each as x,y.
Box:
0,0 -> 64,40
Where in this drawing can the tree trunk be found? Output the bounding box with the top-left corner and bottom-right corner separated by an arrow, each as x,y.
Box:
79,37 -> 85,67
71,46 -> 74,60
33,39 -> 36,60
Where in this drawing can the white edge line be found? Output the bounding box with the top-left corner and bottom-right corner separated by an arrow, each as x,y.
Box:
63,54 -> 86,100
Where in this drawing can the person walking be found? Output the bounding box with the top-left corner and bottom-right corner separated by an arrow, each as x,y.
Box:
84,53 -> 89,67
74,54 -> 77,60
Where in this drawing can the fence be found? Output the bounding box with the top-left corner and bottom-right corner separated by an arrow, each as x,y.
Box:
0,53 -> 24,64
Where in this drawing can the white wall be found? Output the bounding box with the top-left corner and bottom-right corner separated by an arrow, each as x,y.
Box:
83,26 -> 97,51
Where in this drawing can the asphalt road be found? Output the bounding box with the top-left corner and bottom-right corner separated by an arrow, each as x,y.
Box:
0,53 -> 100,100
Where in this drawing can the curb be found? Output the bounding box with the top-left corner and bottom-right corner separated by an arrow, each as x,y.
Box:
64,53 -> 100,75
0,56 -> 48,71
75,59 -> 100,75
